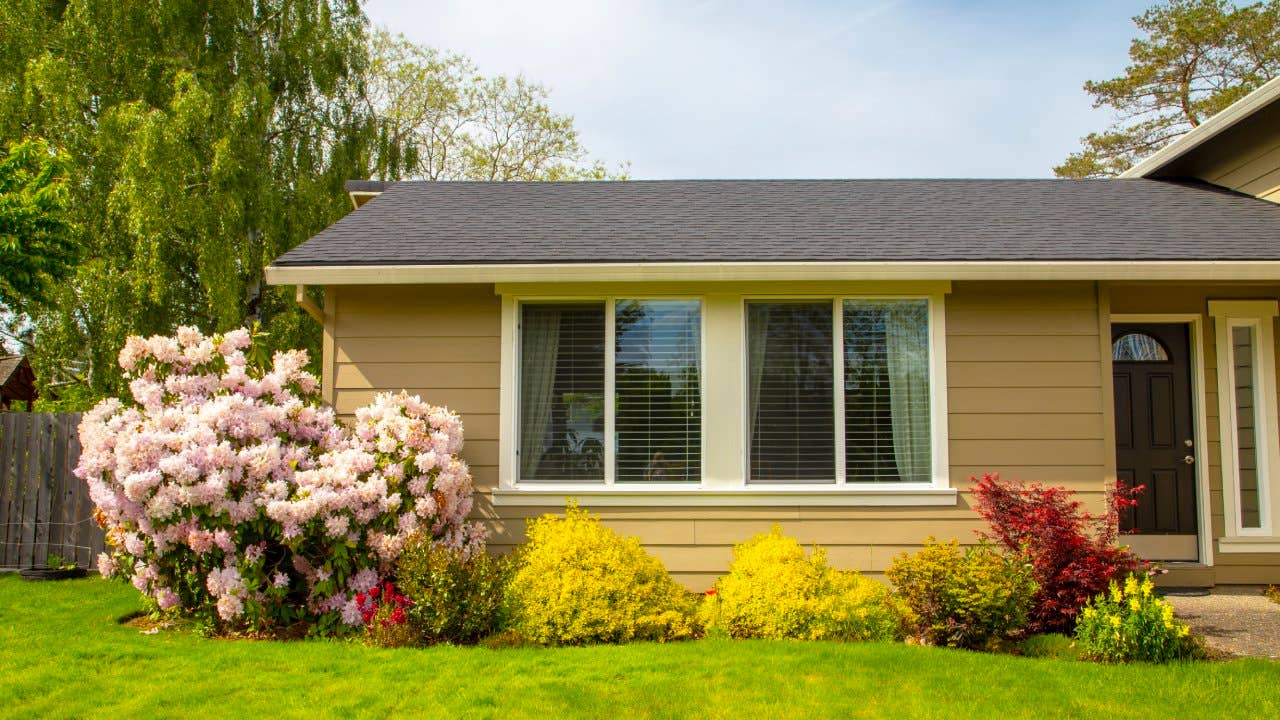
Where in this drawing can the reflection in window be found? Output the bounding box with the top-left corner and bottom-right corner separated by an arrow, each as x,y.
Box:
615,300 -> 701,482
1232,325 -> 1263,529
1113,332 -> 1170,362
519,303 -> 606,482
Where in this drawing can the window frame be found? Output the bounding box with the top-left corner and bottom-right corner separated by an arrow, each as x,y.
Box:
1209,300 -> 1280,540
496,284 -> 954,506
740,294 -> 948,490
510,295 -> 708,489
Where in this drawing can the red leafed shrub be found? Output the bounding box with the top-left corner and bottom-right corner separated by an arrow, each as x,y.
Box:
972,473 -> 1146,634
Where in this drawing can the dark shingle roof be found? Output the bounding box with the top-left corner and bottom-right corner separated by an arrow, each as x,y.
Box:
271,179 -> 1280,267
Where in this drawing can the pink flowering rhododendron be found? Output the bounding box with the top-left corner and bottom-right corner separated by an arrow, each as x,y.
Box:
77,326 -> 486,633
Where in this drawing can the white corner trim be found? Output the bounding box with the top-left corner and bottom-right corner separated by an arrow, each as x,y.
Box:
264,261 -> 1280,286
490,486 -> 959,507
1120,75 -> 1280,179
1215,537 -> 1280,554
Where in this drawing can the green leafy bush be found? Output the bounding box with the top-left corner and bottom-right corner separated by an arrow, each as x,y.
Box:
505,503 -> 700,645
703,527 -> 908,641
395,538 -> 509,645
1074,575 -> 1202,663
886,538 -> 1037,650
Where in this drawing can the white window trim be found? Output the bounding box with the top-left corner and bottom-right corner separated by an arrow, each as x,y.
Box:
1208,300 -> 1280,539
495,285 -> 954,507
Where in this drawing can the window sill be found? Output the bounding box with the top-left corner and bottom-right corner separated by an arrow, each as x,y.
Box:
491,486 -> 958,507
1216,537 -> 1280,554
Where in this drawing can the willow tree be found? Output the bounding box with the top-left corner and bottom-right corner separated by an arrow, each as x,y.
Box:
1,0 -> 372,398
1056,0 -> 1280,178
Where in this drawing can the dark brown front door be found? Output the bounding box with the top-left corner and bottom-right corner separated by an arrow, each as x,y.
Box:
1112,323 -> 1198,560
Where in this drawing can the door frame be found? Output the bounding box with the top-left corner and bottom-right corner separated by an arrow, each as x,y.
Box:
1110,314 -> 1213,566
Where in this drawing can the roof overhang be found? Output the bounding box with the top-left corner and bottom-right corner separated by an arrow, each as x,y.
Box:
265,261 -> 1280,286
1120,75 -> 1280,179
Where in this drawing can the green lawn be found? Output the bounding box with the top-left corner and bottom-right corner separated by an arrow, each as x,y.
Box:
1,575 -> 1277,720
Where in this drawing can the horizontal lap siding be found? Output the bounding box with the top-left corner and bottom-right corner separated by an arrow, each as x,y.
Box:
327,281 -> 1109,589
1110,283 -> 1280,583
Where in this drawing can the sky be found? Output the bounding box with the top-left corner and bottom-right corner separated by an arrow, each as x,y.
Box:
364,0 -> 1155,179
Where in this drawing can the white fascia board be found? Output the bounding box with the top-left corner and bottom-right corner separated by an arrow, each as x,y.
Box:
1120,75 -> 1280,179
265,261 -> 1280,286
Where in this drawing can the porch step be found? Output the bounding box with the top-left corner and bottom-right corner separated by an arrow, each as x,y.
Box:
1155,564 -> 1215,588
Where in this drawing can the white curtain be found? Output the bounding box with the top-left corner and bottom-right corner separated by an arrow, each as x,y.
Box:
519,308 -> 560,479
884,303 -> 931,483
747,305 -> 771,464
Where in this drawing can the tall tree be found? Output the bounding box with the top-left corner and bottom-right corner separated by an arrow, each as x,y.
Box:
1056,0 -> 1280,178
2,0 -> 372,399
0,137 -> 74,313
363,30 -> 625,181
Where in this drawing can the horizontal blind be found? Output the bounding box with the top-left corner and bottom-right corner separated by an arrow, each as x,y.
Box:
615,300 -> 701,482
747,302 -> 835,483
843,300 -> 931,483
519,303 -> 606,482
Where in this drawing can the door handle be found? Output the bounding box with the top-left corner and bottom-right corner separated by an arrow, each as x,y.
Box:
1183,455 -> 1195,465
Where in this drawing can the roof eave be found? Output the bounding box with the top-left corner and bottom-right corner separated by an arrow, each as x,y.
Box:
266,260 -> 1280,286
1120,75 -> 1280,179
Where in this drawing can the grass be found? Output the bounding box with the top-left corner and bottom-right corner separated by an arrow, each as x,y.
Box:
1,575 -> 1277,720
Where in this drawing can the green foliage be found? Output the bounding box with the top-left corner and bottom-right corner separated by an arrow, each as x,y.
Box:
395,538 -> 509,645
702,526 -> 908,642
505,503 -> 701,645
0,4 -> 623,404
0,137 -> 74,311
1074,575 -> 1203,663
1057,0 -> 1280,178
886,538 -> 1037,650
1266,584 -> 1280,604
364,30 -> 627,182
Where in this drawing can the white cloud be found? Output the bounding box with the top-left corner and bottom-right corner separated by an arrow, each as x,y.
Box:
365,0 -> 1149,178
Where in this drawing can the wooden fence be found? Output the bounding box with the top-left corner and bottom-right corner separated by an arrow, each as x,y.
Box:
0,412 -> 104,570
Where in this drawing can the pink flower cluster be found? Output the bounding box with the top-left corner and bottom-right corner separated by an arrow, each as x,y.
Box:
77,326 -> 486,631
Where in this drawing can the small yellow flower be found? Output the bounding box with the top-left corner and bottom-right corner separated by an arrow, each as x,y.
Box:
1129,598 -> 1141,612
1124,575 -> 1140,598
1110,615 -> 1122,628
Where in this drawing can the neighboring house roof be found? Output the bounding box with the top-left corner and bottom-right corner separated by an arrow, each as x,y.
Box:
1121,75 -> 1280,180
0,355 -> 37,408
270,179 -> 1280,270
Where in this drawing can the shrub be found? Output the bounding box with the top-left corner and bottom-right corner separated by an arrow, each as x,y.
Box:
355,580 -> 417,647
886,538 -> 1037,650
1074,575 -> 1201,662
505,503 -> 700,645
76,327 -> 487,634
396,536 -> 509,644
704,527 -> 907,641
972,473 -> 1145,634
1266,585 -> 1280,605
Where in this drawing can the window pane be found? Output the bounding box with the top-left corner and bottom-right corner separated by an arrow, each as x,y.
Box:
519,303 -> 605,482
844,300 -> 932,483
747,302 -> 835,483
615,300 -> 701,482
1232,325 -> 1262,529
1113,333 -> 1170,362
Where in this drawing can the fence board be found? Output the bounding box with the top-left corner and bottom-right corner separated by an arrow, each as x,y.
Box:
0,414 -> 15,566
0,413 -> 96,570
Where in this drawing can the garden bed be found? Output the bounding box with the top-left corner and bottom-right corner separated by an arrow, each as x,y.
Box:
1,576 -> 1277,720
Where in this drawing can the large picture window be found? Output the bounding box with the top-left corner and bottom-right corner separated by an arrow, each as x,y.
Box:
518,300 -> 702,484
747,298 -> 932,484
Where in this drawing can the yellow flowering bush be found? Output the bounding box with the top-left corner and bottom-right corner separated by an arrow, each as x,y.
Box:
505,503 -> 700,645
703,527 -> 909,641
886,538 -> 1037,650
1074,575 -> 1202,663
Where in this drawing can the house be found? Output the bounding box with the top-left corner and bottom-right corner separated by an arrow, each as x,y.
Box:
0,355 -> 37,411
265,79 -> 1280,590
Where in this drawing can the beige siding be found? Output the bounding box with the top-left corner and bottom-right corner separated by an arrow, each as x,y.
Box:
1110,283 -> 1280,584
325,280 -> 1119,589
1150,99 -> 1280,202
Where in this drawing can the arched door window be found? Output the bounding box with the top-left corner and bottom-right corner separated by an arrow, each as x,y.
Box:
1112,332 -> 1170,362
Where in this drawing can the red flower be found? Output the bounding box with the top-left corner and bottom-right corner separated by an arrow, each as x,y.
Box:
704,589 -> 717,596
369,586 -> 380,599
